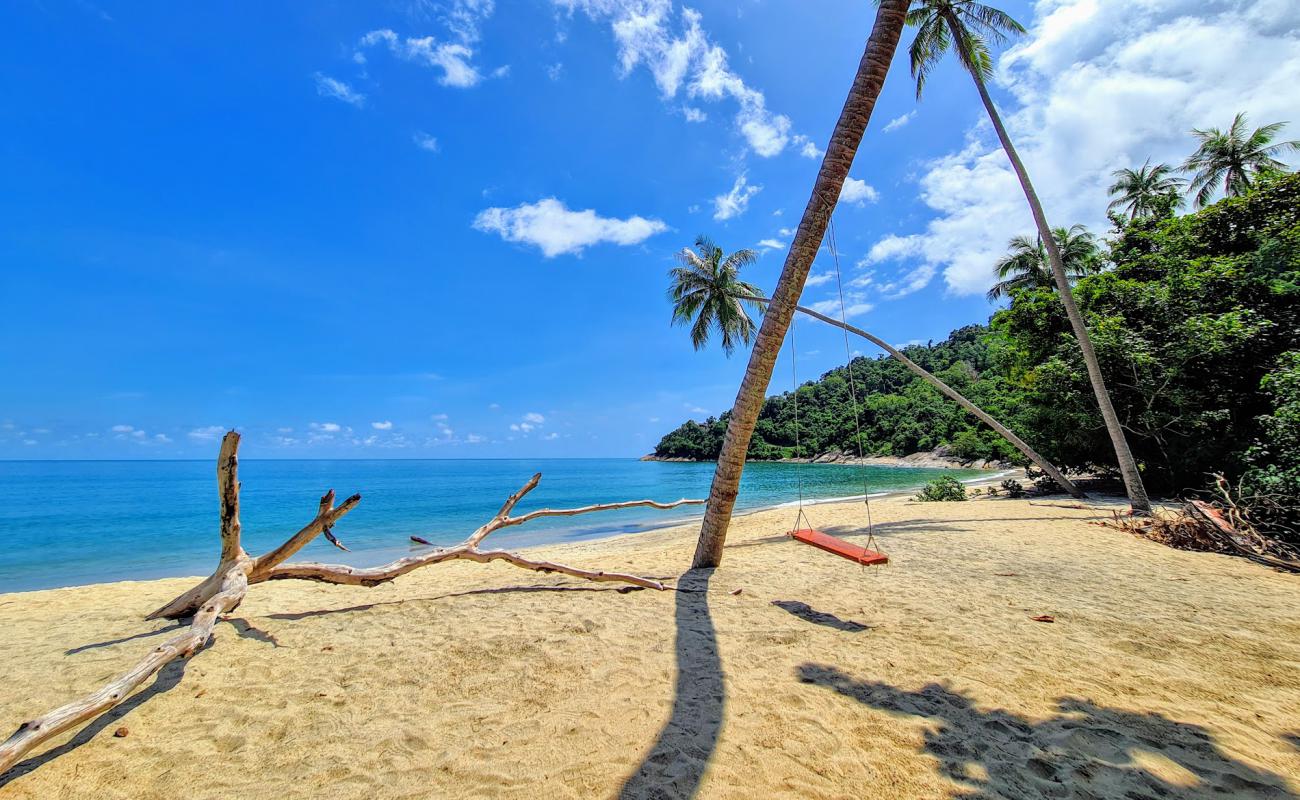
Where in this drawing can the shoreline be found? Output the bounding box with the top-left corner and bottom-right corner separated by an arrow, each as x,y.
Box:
1,468 -> 1020,597
643,449 -> 1013,470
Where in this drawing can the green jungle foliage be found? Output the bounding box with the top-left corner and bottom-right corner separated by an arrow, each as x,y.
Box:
654,175 -> 1300,518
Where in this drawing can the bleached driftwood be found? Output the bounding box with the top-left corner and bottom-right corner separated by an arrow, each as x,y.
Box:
0,431 -> 701,776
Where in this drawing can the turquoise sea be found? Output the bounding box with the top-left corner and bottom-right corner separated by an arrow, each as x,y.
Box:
0,459 -> 986,592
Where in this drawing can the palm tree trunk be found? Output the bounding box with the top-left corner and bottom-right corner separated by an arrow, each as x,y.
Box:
692,0 -> 910,569
756,297 -> 1086,499
949,14 -> 1152,514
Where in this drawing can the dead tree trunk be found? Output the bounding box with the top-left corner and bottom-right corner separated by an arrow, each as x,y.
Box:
0,431 -> 701,776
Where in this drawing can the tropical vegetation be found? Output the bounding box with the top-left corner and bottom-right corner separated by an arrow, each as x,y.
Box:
659,174 -> 1300,542
904,0 -> 1152,512
668,236 -> 764,356
986,225 -> 1101,301
1182,112 -> 1299,208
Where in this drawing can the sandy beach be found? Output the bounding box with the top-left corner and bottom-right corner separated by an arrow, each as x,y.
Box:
2,491 -> 1298,799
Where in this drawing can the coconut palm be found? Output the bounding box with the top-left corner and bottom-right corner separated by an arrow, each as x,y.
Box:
1182,113 -> 1299,208
668,244 -> 1086,500
1107,160 -> 1184,220
905,0 -> 1151,513
668,237 -> 764,357
692,1 -> 911,569
986,225 -> 1099,301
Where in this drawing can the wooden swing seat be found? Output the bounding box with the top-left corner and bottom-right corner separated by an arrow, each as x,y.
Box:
790,529 -> 888,566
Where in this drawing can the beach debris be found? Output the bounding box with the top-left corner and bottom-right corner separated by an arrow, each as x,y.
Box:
1030,615 -> 1055,623
1106,476 -> 1300,573
410,535 -> 433,546
730,588 -> 743,596
0,431 -> 704,776
113,727 -> 129,738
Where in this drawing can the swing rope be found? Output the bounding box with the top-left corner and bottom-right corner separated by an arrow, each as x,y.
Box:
828,217 -> 880,555
787,214 -> 880,559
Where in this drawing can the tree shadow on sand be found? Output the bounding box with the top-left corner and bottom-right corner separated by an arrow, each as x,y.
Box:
771,600 -> 871,633
796,664 -> 1297,799
619,568 -> 723,800
0,657 -> 192,788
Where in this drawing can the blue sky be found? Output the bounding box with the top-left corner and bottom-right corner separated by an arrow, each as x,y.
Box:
2,0 -> 1297,459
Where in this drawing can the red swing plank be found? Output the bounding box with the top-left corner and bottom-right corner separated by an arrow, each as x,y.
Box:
790,529 -> 888,566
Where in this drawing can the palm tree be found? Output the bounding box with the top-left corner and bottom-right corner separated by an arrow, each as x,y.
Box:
668,237 -> 765,357
905,0 -> 1151,514
1107,160 -> 1184,220
986,225 -> 1099,301
1182,113 -> 1299,208
692,0 -> 911,569
669,252 -> 1086,499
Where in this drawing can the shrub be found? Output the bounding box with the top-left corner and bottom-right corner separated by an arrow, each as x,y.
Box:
1000,479 -> 1026,498
1025,467 -> 1062,495
913,475 -> 968,502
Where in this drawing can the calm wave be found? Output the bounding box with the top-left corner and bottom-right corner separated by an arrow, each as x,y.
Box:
0,459 -> 986,592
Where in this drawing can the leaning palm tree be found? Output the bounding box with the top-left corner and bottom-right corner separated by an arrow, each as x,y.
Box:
669,244 -> 1085,499
692,0 -> 911,569
1182,113 -> 1299,208
668,237 -> 764,357
905,0 -> 1151,513
986,225 -> 1099,301
1107,160 -> 1184,220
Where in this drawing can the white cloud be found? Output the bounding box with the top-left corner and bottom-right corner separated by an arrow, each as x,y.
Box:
553,2 -> 803,157
757,238 -> 785,250
845,259 -> 936,302
713,174 -> 761,221
548,62 -> 565,80
793,134 -> 822,159
466,433 -> 486,443
431,413 -> 449,420
413,131 -> 439,152
444,0 -> 496,44
804,270 -> 834,288
371,420 -> 394,430
154,433 -> 172,444
807,297 -> 874,319
523,412 -> 545,424
876,0 -> 1300,296
111,424 -> 134,433
473,198 -> 667,257
310,422 -> 342,433
359,29 -> 483,88
839,177 -> 880,206
188,425 -> 225,441
882,110 -> 915,133
683,106 -> 707,122
543,432 -> 561,440
314,73 -> 365,106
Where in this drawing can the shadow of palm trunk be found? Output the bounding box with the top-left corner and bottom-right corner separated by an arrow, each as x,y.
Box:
619,569 -> 723,800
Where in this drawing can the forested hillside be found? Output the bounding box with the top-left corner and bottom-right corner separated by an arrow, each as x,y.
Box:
654,174 -> 1300,508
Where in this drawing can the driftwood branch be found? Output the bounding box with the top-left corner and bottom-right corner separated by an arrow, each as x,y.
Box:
266,474 -> 700,591
1,431 -> 700,777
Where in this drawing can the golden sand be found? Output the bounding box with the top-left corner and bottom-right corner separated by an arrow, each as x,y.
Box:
1,492 -> 1298,798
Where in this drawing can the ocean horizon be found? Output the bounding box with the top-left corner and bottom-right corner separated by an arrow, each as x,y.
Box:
0,458 -> 986,593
